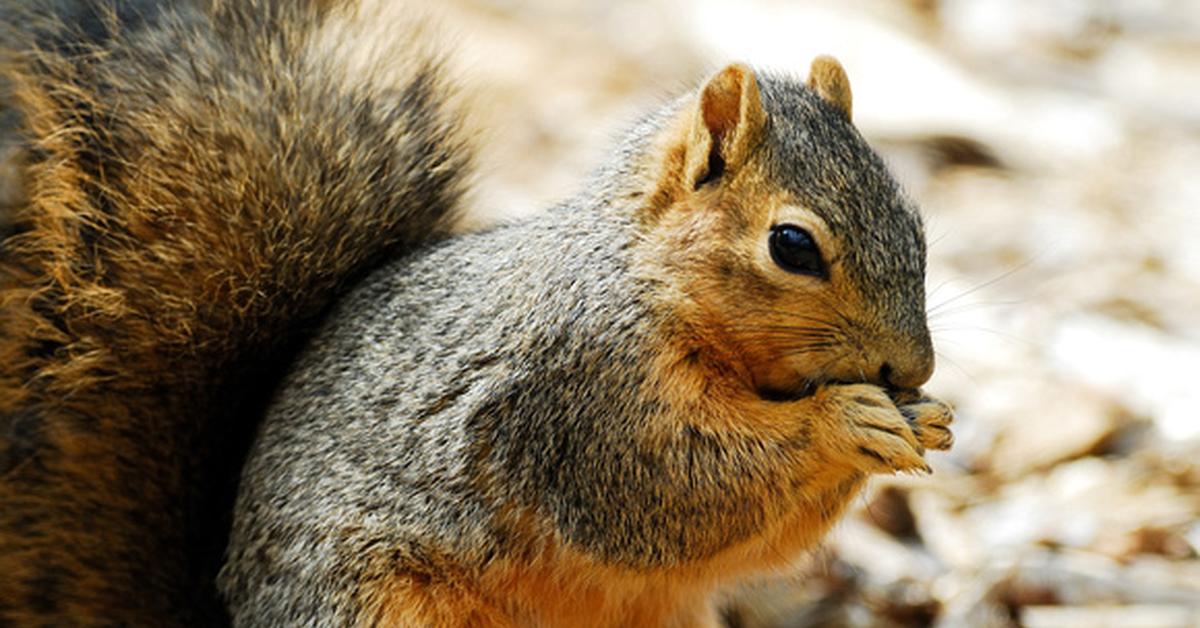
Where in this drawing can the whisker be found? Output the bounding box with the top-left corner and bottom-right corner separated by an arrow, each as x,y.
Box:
932,325 -> 1036,349
777,346 -> 838,357
927,298 -> 1025,321
927,228 -> 951,251
926,277 -> 960,303
933,350 -> 978,385
927,258 -> 1036,315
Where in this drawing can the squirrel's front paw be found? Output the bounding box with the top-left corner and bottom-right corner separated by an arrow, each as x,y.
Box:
896,394 -> 955,452
816,384 -> 930,475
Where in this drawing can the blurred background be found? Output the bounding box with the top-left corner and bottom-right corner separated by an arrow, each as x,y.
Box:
430,0 -> 1200,625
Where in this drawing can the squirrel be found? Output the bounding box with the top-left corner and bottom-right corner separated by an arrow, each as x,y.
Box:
0,0 -> 954,626
219,9 -> 955,628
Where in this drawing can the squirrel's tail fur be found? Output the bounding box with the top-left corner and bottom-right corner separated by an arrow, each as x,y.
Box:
0,1 -> 471,624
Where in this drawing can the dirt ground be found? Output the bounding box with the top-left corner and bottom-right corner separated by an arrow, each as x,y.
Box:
433,0 -> 1200,625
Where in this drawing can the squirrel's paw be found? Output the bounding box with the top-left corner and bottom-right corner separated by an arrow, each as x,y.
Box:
898,395 -> 955,452
818,384 -> 930,475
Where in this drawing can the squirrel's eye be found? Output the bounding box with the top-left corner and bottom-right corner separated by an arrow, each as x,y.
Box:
769,224 -> 825,277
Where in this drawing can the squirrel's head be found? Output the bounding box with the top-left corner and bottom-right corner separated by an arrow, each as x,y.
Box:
634,58 -> 933,399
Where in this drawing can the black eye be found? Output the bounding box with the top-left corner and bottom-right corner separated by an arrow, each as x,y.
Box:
769,224 -> 825,277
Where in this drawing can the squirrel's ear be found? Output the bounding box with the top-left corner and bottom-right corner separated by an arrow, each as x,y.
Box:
685,63 -> 766,189
807,55 -> 853,121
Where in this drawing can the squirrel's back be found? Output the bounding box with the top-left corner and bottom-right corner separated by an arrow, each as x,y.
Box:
0,0 -> 471,623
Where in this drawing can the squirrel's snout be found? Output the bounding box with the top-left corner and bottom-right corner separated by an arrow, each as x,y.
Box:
878,335 -> 935,390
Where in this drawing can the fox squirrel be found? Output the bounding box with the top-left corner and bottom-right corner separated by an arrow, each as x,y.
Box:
0,0 -> 953,626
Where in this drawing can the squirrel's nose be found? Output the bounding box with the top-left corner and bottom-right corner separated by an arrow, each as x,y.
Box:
879,335 -> 935,389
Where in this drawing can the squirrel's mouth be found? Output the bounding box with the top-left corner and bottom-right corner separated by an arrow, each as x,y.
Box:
756,386 -> 810,402
755,379 -> 842,402
756,379 -> 921,403
751,367 -> 828,402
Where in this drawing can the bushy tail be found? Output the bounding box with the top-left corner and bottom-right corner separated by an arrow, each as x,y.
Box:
0,1 -> 471,624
